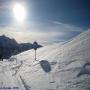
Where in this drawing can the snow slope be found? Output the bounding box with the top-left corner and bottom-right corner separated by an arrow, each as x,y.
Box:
0,30 -> 90,90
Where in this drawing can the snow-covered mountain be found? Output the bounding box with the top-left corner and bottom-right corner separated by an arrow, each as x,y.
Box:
0,30 -> 90,90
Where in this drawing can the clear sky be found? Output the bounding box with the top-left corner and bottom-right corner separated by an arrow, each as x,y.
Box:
0,0 -> 90,45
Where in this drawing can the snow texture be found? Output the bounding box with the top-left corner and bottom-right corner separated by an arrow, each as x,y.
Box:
0,30 -> 90,90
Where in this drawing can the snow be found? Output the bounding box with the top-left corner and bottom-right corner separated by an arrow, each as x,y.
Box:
0,29 -> 90,90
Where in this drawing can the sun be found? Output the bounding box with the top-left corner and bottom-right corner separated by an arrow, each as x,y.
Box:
13,3 -> 26,22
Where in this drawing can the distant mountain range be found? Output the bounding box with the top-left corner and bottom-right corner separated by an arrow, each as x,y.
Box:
0,35 -> 42,59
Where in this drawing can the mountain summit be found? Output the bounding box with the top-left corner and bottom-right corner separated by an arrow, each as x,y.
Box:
0,30 -> 90,90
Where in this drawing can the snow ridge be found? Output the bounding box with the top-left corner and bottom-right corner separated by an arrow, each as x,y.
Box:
0,30 -> 90,90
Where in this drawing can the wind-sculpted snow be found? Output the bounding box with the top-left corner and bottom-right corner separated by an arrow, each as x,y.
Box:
0,30 -> 90,90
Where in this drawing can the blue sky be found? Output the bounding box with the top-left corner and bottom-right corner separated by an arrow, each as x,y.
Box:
0,0 -> 90,45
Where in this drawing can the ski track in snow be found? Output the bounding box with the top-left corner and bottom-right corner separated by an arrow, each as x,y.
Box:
0,30 -> 90,90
